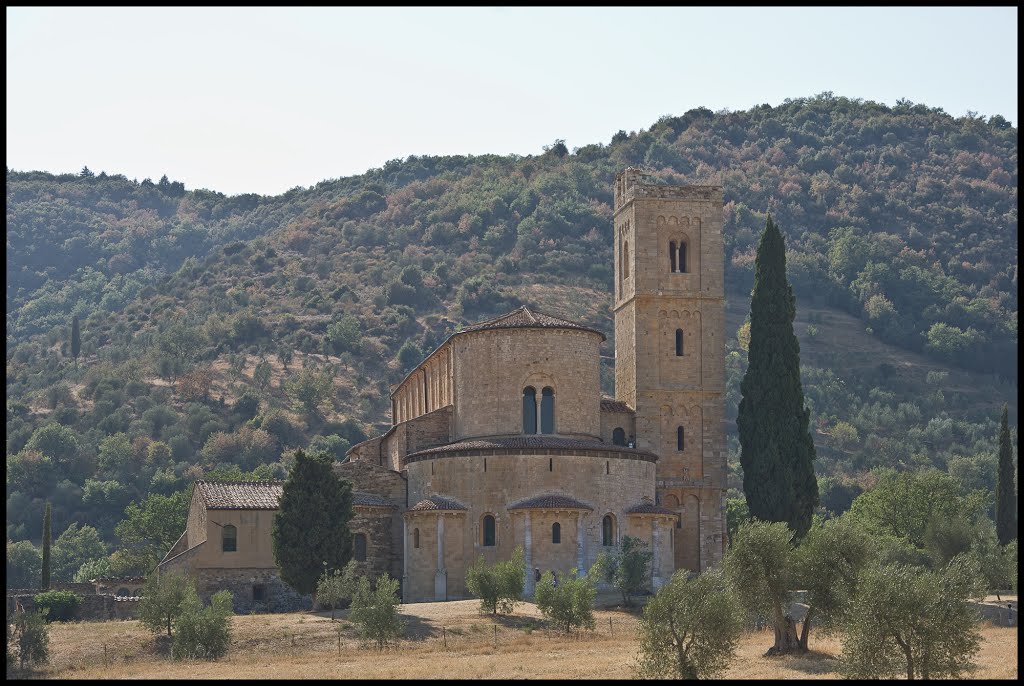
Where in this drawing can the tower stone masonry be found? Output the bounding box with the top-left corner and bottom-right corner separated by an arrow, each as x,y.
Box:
612,168 -> 727,572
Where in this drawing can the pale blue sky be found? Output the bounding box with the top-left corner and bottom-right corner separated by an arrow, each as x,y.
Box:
6,7 -> 1018,197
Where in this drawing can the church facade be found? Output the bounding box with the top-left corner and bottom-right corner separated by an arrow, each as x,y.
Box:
159,169 -> 725,608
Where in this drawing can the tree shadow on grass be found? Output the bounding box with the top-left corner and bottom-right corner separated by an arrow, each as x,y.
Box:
778,649 -> 840,676
396,612 -> 439,641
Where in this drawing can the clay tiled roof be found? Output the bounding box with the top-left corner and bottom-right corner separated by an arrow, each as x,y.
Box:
508,494 -> 593,511
353,492 -> 396,508
625,503 -> 678,515
195,481 -> 284,509
409,496 -> 468,512
600,397 -> 633,413
406,436 -> 657,461
460,306 -> 605,340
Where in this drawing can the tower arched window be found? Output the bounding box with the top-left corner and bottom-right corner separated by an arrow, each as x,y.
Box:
413,528 -> 420,549
602,515 -> 615,546
552,522 -> 561,544
523,387 -> 537,434
222,525 -> 236,552
676,329 -> 684,356
677,426 -> 685,451
482,515 -> 496,547
612,427 -> 626,446
623,241 -> 630,279
541,387 -> 555,434
678,242 -> 687,273
669,240 -> 677,272
354,533 -> 367,562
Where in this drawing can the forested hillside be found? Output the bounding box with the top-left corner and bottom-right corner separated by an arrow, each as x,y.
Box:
5,94 -> 1017,581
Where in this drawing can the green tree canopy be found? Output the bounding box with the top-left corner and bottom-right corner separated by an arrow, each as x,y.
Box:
465,546 -> 525,615
272,450 -> 354,606
737,216 -> 818,537
593,535 -> 651,606
51,522 -> 108,583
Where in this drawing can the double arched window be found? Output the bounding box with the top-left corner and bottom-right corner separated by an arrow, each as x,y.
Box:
354,533 -> 367,562
482,515 -> 496,547
602,515 -> 615,546
222,525 -> 237,552
523,386 -> 555,434
669,241 -> 688,273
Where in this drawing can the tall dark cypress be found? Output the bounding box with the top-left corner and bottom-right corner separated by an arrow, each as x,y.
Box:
996,404 -> 1017,546
71,315 -> 81,367
737,215 -> 818,537
41,502 -> 52,590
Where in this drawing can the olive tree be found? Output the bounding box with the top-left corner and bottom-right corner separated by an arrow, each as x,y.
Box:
534,568 -> 597,634
138,572 -> 195,637
635,569 -> 743,679
593,535 -> 652,606
465,546 -> 525,615
349,574 -> 403,650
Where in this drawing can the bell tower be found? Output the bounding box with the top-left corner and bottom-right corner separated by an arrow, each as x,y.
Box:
612,168 -> 726,572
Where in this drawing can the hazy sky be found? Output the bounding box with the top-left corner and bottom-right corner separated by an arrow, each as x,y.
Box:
6,7 -> 1018,197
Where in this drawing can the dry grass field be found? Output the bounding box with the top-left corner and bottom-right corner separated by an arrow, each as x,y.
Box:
29,598 -> 1018,680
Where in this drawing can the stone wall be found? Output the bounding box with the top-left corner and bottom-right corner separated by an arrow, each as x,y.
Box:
350,508 -> 400,584
194,567 -> 308,614
6,593 -> 138,621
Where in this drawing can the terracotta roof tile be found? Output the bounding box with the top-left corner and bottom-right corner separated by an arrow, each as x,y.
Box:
353,492 -> 396,508
409,495 -> 468,511
195,481 -> 284,509
600,397 -> 633,413
407,435 -> 656,460
508,494 -> 593,510
625,503 -> 678,515
461,306 -> 605,340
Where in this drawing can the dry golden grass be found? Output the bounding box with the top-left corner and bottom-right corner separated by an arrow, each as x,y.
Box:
36,599 -> 1017,680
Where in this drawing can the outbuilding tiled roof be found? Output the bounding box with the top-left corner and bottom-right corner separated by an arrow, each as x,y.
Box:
625,503 -> 678,515
508,494 -> 593,511
195,481 -> 284,509
460,306 -> 605,340
600,397 -> 633,413
406,435 -> 657,460
353,492 -> 396,508
408,496 -> 468,512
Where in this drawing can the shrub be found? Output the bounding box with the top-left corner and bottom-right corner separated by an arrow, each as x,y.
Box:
32,590 -> 81,622
349,574 -> 403,649
316,561 -> 357,619
465,547 -> 525,615
138,572 -> 195,637
593,535 -> 651,606
10,608 -> 49,670
534,568 -> 597,634
171,590 -> 233,660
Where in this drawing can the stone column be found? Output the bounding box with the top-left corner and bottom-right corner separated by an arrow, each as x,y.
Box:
524,511 -> 534,597
651,519 -> 663,590
576,512 -> 585,577
434,515 -> 447,601
401,518 -> 409,601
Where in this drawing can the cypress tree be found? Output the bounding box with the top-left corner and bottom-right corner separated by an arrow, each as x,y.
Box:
737,215 -> 818,537
272,450 -> 354,609
41,502 -> 52,590
996,404 -> 1017,546
71,315 -> 81,367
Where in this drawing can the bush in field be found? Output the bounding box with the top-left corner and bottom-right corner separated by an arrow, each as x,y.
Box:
465,547 -> 525,615
32,590 -> 80,623
138,572 -> 194,637
9,607 -> 50,670
317,560 -> 357,619
171,590 -> 233,660
635,569 -> 743,679
593,535 -> 652,606
534,568 -> 597,634
349,574 -> 403,649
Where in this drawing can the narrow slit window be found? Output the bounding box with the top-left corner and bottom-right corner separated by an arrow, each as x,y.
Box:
483,515 -> 496,547
623,241 -> 630,279
549,457 -> 553,472
413,528 -> 420,549
679,242 -> 687,273
541,387 -> 554,434
677,426 -> 685,451
670,240 -> 677,272
676,329 -> 684,356
523,387 -> 537,434
552,522 -> 561,544
602,515 -> 614,546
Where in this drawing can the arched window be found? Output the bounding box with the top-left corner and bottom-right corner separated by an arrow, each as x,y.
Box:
623,241 -> 630,279
677,426 -> 685,451
552,522 -> 561,544
541,387 -> 554,434
354,533 -> 367,562
602,515 -> 615,546
676,329 -> 684,356
678,242 -> 687,273
413,528 -> 420,549
116,587 -> 130,598
612,427 -> 626,446
669,240 -> 677,272
482,515 -> 496,547
222,525 -> 236,552
523,387 -> 537,434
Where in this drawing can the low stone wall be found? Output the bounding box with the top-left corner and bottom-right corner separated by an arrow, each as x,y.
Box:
6,593 -> 138,621
195,567 -> 309,614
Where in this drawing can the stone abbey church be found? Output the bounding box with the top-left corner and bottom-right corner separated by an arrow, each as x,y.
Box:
160,169 -> 726,610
